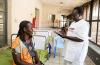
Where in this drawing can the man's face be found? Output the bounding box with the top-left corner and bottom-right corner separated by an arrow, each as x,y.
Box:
71,9 -> 79,21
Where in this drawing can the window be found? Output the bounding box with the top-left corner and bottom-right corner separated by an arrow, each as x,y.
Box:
99,8 -> 100,19
60,15 -> 67,27
83,4 -> 90,20
97,22 -> 100,45
75,0 -> 100,46
92,0 -> 99,20
91,22 -> 97,43
83,7 -> 87,20
0,24 -> 3,35
0,0 -> 7,47
90,0 -> 100,46
87,5 -> 90,20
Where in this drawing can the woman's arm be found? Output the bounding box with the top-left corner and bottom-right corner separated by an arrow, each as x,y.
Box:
12,49 -> 35,65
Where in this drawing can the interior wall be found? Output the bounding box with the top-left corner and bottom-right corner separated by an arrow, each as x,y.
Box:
7,0 -> 12,44
8,0 -> 43,34
7,0 -> 72,44
40,4 -> 71,28
7,0 -> 43,44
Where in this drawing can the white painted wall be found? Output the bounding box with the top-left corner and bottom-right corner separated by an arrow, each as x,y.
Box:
7,0 -> 12,44
7,0 -> 71,44
7,0 -> 43,44
8,0 -> 43,34
40,4 -> 71,28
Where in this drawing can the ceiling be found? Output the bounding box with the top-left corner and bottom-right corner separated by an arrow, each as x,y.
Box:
40,0 -> 91,10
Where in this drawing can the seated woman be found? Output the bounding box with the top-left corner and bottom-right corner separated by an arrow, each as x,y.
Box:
11,20 -> 42,65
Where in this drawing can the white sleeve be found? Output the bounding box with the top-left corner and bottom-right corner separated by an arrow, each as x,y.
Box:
75,22 -> 89,40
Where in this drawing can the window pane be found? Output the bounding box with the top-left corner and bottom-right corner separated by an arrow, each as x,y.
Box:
97,22 -> 100,45
0,0 -> 7,47
99,12 -> 100,19
91,22 -> 97,43
0,35 -> 5,47
99,1 -> 100,20
0,12 -> 3,19
0,19 -> 3,23
87,5 -> 90,20
92,0 -> 99,20
60,22 -> 64,27
83,7 -> 87,20
0,0 -> 4,11
0,24 -> 3,35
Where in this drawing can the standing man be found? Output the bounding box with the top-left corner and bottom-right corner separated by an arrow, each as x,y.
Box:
56,7 -> 89,65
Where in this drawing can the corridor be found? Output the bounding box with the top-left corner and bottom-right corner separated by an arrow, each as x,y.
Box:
0,0 -> 100,65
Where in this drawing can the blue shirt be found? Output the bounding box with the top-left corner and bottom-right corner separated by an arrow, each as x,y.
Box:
55,35 -> 64,48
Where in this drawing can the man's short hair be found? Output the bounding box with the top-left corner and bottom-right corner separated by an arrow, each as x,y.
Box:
74,6 -> 83,16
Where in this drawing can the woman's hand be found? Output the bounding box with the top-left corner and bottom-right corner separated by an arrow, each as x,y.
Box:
35,62 -> 43,65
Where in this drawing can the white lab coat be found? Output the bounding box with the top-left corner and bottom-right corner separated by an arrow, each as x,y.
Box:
64,19 -> 89,65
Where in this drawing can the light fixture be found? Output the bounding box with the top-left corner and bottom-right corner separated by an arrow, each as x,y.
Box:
60,2 -> 63,5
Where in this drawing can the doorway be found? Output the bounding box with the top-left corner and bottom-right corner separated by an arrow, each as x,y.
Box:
35,8 -> 39,28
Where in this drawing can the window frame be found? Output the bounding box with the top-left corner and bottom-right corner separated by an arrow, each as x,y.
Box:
82,0 -> 100,47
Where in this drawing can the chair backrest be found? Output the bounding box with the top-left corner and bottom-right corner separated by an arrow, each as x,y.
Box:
12,34 -> 17,40
11,34 -> 17,47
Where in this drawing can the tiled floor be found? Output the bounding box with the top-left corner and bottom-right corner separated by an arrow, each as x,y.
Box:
45,54 -> 95,65
85,56 -> 95,65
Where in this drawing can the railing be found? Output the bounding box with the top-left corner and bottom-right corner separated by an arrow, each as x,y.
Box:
11,34 -> 17,47
33,31 -> 49,38
11,34 -> 46,50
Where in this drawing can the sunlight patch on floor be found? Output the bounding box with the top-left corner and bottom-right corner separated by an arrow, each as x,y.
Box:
45,54 -> 95,65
